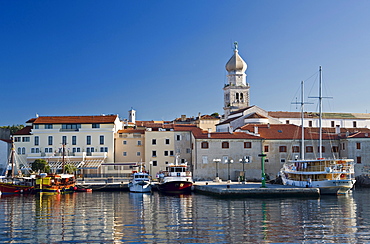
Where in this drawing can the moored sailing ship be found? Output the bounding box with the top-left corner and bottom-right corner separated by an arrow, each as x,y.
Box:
280,67 -> 356,194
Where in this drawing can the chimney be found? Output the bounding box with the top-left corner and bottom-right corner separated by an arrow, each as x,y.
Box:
181,115 -> 186,122
208,128 -> 211,138
254,126 -> 258,134
335,125 -> 340,134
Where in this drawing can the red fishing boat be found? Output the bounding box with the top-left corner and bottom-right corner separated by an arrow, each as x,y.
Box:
157,157 -> 193,193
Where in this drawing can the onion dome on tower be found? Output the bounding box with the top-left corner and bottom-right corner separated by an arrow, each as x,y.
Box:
223,41 -> 250,119
225,42 -> 247,73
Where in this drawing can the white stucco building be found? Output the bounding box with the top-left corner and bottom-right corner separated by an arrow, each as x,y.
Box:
13,114 -> 123,176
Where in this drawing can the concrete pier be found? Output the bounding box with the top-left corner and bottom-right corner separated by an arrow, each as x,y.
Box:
77,178 -> 320,197
193,182 -> 320,197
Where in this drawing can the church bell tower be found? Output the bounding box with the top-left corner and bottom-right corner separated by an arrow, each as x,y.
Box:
223,42 -> 250,118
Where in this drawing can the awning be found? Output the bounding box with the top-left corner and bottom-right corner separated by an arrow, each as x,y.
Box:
79,159 -> 105,169
48,161 -> 84,170
47,159 -> 105,170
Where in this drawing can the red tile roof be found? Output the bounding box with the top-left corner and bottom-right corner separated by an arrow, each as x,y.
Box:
31,115 -> 118,124
0,139 -> 12,143
13,126 -> 32,135
240,124 -> 338,140
117,129 -> 145,134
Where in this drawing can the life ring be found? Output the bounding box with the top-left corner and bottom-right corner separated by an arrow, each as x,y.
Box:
340,174 -> 345,178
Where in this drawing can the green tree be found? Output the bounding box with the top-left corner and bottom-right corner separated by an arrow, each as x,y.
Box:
64,164 -> 77,174
210,112 -> 220,118
0,124 -> 25,134
31,159 -> 50,173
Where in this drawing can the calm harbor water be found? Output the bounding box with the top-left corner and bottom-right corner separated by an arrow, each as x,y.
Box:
0,188 -> 370,243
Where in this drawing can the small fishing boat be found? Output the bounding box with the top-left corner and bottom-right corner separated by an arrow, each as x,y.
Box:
128,171 -> 152,193
280,67 -> 356,195
35,173 -> 76,194
76,187 -> 92,192
157,156 -> 193,193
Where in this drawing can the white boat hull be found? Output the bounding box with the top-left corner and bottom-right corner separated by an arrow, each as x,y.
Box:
128,181 -> 152,193
282,178 -> 356,195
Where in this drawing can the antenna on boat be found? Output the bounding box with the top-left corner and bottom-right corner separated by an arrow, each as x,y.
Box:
292,81 -> 312,160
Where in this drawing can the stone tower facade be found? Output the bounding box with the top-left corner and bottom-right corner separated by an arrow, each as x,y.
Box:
223,42 -> 250,118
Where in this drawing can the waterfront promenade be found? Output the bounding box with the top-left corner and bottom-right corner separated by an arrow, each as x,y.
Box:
76,178 -> 320,197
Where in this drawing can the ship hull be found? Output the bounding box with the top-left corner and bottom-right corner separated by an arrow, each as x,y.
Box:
282,178 -> 356,195
129,182 -> 152,193
0,182 -> 34,194
158,181 -> 193,193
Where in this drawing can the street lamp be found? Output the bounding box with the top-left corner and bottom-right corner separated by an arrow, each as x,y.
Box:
226,159 -> 233,181
213,158 -> 221,179
239,156 -> 249,184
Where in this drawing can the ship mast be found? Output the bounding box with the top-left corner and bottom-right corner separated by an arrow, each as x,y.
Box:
300,81 -> 305,160
292,81 -> 312,160
319,66 -> 323,159
10,138 -> 15,177
62,143 -> 65,173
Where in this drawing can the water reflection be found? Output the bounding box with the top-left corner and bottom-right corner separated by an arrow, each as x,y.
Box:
0,190 -> 369,243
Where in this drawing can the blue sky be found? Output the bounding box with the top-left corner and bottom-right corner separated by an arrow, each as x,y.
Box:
2,0 -> 370,125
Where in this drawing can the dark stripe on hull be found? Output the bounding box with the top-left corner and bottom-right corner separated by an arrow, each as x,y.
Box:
0,183 -> 34,194
158,181 -> 193,193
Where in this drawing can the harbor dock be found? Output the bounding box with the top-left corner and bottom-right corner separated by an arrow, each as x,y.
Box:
193,182 -> 320,197
77,178 -> 320,197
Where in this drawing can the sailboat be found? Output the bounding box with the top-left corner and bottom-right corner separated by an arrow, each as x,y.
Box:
280,67 -> 356,195
0,139 -> 35,194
